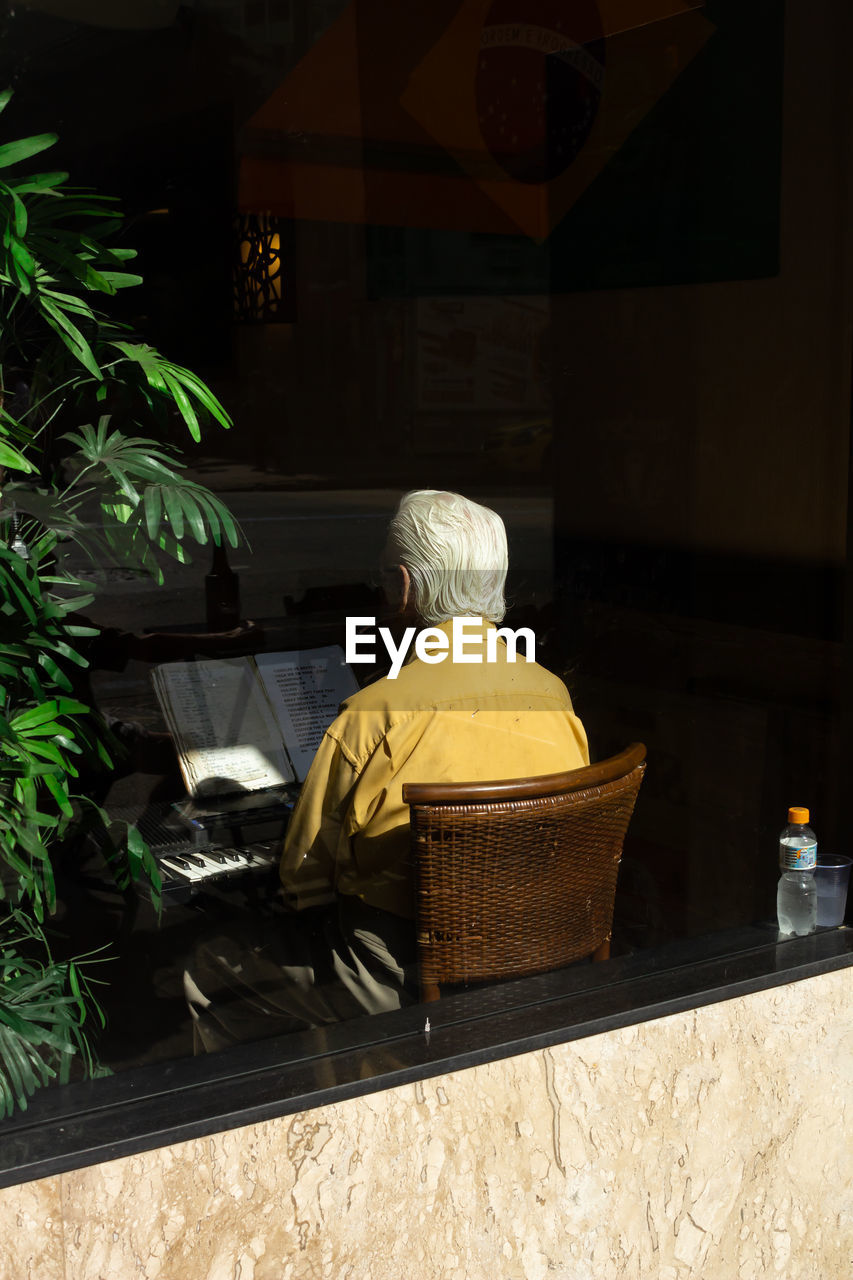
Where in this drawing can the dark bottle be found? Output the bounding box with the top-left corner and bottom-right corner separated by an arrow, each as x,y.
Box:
205,542 -> 241,631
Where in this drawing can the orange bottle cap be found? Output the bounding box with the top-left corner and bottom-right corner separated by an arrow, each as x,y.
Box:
788,806 -> 810,824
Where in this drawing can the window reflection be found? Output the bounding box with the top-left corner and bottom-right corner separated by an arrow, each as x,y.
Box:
2,0 -> 844,1079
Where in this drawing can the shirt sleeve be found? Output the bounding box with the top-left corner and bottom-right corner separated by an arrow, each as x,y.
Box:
279,729 -> 359,909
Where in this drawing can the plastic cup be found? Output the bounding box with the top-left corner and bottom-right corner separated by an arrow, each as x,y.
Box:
814,856 -> 852,927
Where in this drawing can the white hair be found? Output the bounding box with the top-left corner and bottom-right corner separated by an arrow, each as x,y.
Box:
387,490 -> 508,624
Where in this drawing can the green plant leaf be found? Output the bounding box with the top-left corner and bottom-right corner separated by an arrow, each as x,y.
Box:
0,910 -> 109,1117
39,284 -> 99,317
155,529 -> 189,563
0,1023 -> 33,1110
165,363 -> 233,430
0,566 -> 38,624
36,655 -> 72,692
24,738 -> 73,769
13,697 -> 89,725
6,254 -> 32,296
9,234 -> 36,277
42,772 -> 73,818
0,441 -> 34,472
109,340 -> 169,392
161,486 -> 185,539
196,490 -> 238,548
0,132 -> 57,170
98,270 -> 143,290
44,639 -> 88,668
175,488 -> 208,544
6,170 -> 69,194
161,370 -> 200,442
103,462 -> 141,506
0,181 -> 28,236
108,344 -> 232,436
40,297 -> 103,380
142,484 -> 162,540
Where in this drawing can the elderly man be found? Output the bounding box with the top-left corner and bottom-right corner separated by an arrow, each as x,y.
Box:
186,490 -> 588,1050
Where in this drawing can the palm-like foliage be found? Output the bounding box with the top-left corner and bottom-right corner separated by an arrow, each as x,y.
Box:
0,90 -> 241,1111
0,910 -> 107,1116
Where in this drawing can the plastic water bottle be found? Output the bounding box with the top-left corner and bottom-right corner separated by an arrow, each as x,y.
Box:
777,806 -> 817,936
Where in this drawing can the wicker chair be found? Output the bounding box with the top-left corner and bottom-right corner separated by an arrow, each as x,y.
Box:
402,743 -> 646,1002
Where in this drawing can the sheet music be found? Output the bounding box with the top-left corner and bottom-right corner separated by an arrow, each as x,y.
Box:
153,658 -> 295,796
254,646 -> 359,782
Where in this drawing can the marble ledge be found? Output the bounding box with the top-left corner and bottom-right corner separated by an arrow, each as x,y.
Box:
1,965 -> 851,1280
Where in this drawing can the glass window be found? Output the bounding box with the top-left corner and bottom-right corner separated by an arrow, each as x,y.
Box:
0,0 -> 848,1088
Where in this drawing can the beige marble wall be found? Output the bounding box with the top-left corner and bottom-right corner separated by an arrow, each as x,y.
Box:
1,968 -> 851,1280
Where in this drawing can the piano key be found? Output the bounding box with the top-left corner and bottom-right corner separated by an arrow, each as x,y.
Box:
154,838 -> 281,903
160,856 -> 208,882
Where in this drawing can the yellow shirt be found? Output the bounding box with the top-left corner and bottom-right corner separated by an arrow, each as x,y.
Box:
280,618 -> 589,919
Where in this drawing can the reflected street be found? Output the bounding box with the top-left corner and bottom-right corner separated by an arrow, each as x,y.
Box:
67,486 -> 553,633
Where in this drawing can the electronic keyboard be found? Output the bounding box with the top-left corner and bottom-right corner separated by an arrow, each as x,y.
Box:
106,792 -> 295,906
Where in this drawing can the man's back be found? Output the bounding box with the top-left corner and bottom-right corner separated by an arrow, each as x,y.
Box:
281,618 -> 589,918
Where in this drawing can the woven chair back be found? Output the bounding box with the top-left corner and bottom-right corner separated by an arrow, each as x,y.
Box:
403,743 -> 646,1000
